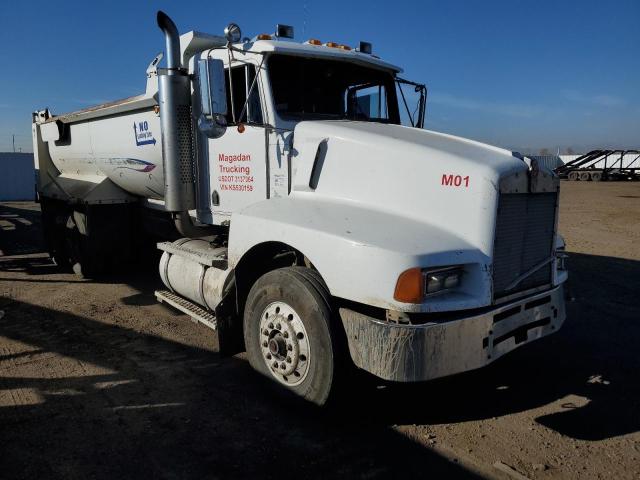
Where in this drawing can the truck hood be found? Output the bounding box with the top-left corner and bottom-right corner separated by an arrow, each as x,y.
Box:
291,121 -> 528,258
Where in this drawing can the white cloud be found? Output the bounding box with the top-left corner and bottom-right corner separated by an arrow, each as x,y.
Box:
563,90 -> 625,107
429,92 -> 545,118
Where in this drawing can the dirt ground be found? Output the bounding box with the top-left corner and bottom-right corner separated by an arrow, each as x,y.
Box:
0,182 -> 639,479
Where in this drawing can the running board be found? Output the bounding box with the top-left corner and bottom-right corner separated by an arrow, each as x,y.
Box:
155,289 -> 217,331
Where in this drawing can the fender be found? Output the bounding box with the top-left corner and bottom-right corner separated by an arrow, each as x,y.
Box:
228,195 -> 492,313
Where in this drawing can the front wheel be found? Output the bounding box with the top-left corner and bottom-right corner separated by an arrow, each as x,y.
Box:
243,267 -> 337,406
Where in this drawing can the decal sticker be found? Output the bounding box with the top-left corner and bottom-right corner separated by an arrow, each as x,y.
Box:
217,153 -> 254,192
441,174 -> 470,187
133,121 -> 156,146
112,158 -> 156,173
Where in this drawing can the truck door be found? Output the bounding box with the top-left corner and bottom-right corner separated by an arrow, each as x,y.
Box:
208,64 -> 267,220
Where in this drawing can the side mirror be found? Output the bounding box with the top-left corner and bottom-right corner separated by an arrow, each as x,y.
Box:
197,58 -> 227,138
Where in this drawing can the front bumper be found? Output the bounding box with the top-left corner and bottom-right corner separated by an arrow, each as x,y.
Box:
340,285 -> 565,382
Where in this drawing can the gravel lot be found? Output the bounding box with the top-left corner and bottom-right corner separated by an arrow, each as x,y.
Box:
1,182 -> 639,479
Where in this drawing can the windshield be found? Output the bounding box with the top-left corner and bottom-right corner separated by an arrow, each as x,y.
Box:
268,54 -> 400,124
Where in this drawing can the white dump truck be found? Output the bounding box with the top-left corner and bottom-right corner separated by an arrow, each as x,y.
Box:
32,11 -> 568,405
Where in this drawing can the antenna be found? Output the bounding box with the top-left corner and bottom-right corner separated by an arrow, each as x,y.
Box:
302,0 -> 308,38
12,134 -> 15,153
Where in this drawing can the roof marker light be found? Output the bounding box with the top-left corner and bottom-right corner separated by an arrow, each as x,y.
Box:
325,42 -> 339,48
257,33 -> 272,40
307,38 -> 322,45
337,44 -> 351,50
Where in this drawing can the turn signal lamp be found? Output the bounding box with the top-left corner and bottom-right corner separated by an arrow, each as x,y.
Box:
257,34 -> 273,40
307,38 -> 322,45
394,268 -> 423,303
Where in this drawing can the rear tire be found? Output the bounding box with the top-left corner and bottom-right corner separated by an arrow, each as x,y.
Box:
590,171 -> 603,182
243,267 -> 337,406
40,200 -> 71,270
65,214 -> 104,278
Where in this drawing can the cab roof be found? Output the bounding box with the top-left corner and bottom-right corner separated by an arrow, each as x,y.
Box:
245,39 -> 402,73
180,31 -> 402,73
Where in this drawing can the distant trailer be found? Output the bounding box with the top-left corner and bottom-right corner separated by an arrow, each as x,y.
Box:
554,149 -> 640,181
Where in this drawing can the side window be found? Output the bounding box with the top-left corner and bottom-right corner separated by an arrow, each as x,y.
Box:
346,84 -> 389,122
224,65 -> 263,125
246,67 -> 263,124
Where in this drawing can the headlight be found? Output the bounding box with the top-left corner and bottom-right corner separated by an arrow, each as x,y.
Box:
394,266 -> 463,303
425,267 -> 462,294
555,249 -> 568,271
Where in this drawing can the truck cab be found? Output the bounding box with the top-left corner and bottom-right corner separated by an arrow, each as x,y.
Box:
190,35 -> 418,225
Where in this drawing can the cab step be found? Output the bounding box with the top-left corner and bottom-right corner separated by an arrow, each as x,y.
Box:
155,289 -> 217,331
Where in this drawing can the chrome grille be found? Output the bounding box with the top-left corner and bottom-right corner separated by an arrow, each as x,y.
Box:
493,192 -> 557,299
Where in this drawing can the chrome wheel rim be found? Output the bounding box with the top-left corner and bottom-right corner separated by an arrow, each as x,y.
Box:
259,301 -> 310,386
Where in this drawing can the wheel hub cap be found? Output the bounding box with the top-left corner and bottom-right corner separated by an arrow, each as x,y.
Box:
259,301 -> 310,386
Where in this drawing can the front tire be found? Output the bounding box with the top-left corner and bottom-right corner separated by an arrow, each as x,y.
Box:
243,267 -> 336,406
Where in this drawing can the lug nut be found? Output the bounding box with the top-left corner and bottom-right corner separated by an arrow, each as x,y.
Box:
266,353 -> 272,360
268,322 -> 274,329
276,323 -> 281,330
287,344 -> 292,351
283,332 -> 289,338
263,329 -> 269,336
263,341 -> 268,347
273,361 -> 278,368
286,357 -> 292,363
281,364 -> 286,370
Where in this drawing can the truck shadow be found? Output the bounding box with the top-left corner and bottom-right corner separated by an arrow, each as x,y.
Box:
0,298 -> 481,479
0,202 -> 44,257
1,203 -> 481,478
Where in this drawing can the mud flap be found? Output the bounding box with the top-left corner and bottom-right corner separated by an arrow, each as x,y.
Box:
215,277 -> 245,357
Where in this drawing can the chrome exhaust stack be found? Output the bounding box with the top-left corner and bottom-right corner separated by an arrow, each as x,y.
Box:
157,11 -> 194,213
157,11 -> 214,237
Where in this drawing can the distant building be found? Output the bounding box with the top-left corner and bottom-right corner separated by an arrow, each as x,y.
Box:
0,152 -> 35,201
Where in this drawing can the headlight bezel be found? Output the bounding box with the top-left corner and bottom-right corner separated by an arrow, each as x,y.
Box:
394,265 -> 464,303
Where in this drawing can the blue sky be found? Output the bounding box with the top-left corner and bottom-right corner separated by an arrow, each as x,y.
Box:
0,0 -> 638,153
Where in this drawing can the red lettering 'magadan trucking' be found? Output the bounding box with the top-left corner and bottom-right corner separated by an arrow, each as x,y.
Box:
219,153 -> 251,163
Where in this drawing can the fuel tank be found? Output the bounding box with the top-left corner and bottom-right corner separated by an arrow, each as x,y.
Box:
158,238 -> 231,310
